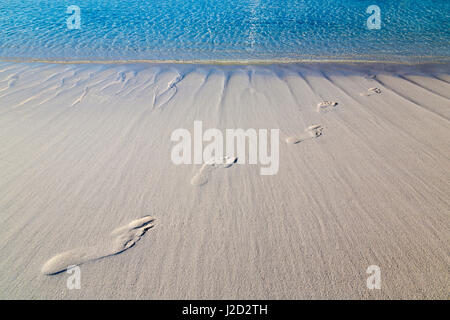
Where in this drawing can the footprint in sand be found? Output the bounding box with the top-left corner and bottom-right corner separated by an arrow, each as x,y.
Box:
41,216 -> 155,275
191,156 -> 238,186
285,125 -> 323,144
317,101 -> 338,112
360,87 -> 381,96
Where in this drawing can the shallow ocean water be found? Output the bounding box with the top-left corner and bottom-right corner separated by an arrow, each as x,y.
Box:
0,0 -> 449,62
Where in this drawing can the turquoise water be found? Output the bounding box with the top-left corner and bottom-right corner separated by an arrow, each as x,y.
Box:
0,0 -> 449,62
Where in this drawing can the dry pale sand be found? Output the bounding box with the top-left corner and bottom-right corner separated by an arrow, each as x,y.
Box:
0,61 -> 449,299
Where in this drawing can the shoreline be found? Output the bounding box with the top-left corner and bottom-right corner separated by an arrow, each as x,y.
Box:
1,56 -> 450,66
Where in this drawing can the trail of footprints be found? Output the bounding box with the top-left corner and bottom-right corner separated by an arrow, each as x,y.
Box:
42,77 -> 380,274
285,100 -> 335,146
42,216 -> 155,275
287,85 -> 380,147
42,157 -> 238,275
189,100 -> 338,186
190,88 -> 381,185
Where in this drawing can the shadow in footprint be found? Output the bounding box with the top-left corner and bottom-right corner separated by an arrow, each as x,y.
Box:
41,216 -> 155,275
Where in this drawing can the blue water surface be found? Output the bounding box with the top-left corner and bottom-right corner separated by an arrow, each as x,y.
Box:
0,0 -> 449,62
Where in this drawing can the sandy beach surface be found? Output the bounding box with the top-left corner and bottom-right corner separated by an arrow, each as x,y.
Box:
0,61 -> 449,299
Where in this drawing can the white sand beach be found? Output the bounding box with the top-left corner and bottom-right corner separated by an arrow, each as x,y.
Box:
0,61 -> 449,299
